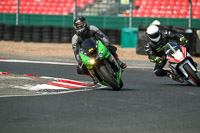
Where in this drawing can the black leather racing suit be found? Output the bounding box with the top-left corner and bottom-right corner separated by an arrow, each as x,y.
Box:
72,25 -> 117,74
144,30 -> 188,76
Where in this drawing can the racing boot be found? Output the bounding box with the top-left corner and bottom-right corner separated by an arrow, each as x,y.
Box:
194,62 -> 198,68
166,71 -> 184,83
107,45 -> 127,69
115,54 -> 127,69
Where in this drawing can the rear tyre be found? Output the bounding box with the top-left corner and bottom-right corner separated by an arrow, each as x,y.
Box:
183,63 -> 200,86
99,65 -> 121,91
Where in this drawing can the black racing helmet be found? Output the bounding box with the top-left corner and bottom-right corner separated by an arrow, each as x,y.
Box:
73,16 -> 88,34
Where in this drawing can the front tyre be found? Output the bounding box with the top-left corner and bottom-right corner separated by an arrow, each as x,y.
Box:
119,79 -> 123,88
183,63 -> 200,86
99,65 -> 121,90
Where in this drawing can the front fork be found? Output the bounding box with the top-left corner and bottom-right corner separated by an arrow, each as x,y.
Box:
87,68 -> 99,83
107,54 -> 120,72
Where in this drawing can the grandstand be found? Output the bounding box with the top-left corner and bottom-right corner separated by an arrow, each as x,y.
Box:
0,0 -> 94,15
125,0 -> 200,19
0,0 -> 199,18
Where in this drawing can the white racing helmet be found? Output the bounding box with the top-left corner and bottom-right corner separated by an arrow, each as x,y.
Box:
146,25 -> 161,42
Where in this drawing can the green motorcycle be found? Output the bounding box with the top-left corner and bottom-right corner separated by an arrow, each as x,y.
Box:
79,38 -> 123,90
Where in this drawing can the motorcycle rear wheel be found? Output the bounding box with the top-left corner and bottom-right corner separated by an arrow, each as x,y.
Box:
99,65 -> 121,90
183,63 -> 200,86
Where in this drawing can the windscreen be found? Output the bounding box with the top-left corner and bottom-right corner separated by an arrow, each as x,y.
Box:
165,42 -> 179,55
81,38 -> 97,56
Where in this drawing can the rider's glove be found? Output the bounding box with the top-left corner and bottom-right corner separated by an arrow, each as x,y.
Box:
156,56 -> 165,64
180,36 -> 188,46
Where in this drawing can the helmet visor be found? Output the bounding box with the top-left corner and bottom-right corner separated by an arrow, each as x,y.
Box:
74,22 -> 86,30
148,31 -> 160,39
150,35 -> 161,42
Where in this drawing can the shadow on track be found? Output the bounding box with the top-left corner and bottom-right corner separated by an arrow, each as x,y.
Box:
97,87 -> 139,91
164,83 -> 199,88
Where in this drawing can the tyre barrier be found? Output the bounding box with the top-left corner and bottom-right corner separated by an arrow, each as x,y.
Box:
23,26 -> 32,42
52,26 -> 61,43
101,29 -> 121,45
14,25 -> 23,42
136,25 -> 148,55
106,29 -> 121,44
61,27 -> 74,43
32,26 -> 42,42
0,24 -> 4,40
42,26 -> 52,43
0,24 -> 121,45
4,24 -> 14,41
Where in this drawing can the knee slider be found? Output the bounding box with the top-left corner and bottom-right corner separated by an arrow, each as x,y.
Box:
154,69 -> 163,76
107,45 -> 117,56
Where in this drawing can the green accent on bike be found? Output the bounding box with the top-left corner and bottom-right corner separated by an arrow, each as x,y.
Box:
116,68 -> 122,84
97,40 -> 110,60
79,52 -> 93,69
100,81 -> 110,86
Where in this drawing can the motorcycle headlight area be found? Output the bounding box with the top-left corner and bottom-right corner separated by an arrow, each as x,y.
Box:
87,59 -> 96,64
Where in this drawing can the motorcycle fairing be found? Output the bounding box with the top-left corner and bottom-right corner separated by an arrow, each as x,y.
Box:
80,40 -> 111,69
168,46 -> 186,63
167,56 -> 181,63
180,45 -> 186,58
97,40 -> 110,60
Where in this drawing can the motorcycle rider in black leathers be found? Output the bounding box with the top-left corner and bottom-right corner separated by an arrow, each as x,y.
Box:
144,24 -> 193,82
72,16 -> 127,84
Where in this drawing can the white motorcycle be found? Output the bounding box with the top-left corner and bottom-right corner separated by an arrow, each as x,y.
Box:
165,42 -> 200,86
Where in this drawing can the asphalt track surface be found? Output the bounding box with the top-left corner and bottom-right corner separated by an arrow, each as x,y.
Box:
0,58 -> 200,133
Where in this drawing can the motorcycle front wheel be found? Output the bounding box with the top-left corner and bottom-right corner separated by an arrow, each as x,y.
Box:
99,65 -> 121,91
183,63 -> 200,86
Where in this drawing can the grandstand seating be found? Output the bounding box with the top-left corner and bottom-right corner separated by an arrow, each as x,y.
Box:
0,0 -> 94,15
0,0 -> 200,19
124,0 -> 200,19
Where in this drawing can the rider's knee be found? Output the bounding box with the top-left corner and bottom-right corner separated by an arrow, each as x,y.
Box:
154,69 -> 165,76
107,45 -> 117,56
